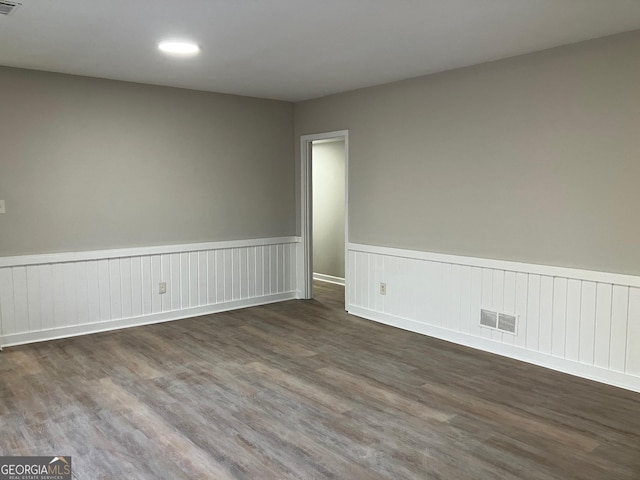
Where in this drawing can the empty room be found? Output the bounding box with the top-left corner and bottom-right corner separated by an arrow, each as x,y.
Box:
1,1 -> 640,478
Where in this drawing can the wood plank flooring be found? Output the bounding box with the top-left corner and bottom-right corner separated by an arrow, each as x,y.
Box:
1,281 -> 639,479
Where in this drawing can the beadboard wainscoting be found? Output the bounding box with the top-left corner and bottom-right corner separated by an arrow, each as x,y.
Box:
0,237 -> 300,347
347,243 -> 640,393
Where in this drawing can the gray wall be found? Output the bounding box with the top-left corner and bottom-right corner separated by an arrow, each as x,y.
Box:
295,30 -> 640,276
0,67 -> 295,256
313,140 -> 345,278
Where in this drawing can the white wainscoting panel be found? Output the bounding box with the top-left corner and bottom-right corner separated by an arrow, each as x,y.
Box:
347,243 -> 640,393
0,237 -> 300,347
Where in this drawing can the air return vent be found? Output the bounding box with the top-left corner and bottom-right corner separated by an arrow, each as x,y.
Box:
480,308 -> 517,335
0,1 -> 20,15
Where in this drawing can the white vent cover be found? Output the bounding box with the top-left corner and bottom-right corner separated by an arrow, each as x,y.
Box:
0,1 -> 20,15
480,308 -> 517,334
498,313 -> 517,334
480,309 -> 498,328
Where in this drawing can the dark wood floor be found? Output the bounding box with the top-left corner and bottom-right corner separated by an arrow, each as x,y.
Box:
1,281 -> 639,479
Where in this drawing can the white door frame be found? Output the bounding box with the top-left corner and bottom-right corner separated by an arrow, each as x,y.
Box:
298,129 -> 349,308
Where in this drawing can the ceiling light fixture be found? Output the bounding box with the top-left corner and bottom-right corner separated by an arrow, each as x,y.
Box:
158,41 -> 200,56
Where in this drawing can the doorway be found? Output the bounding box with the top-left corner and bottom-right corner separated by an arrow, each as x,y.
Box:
299,130 -> 349,308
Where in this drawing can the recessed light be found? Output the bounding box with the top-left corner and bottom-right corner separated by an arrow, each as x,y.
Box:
158,41 -> 200,56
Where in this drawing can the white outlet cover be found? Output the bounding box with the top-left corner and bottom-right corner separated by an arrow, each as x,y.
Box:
0,200 -> 5,214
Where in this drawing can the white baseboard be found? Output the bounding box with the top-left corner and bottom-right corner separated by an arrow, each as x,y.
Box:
313,273 -> 345,286
2,292 -> 296,348
348,305 -> 640,393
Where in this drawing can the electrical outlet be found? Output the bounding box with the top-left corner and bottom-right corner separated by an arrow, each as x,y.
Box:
0,200 -> 5,214
159,282 -> 167,295
379,282 -> 387,295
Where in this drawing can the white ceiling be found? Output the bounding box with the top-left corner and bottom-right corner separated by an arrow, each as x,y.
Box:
1,0 -> 640,101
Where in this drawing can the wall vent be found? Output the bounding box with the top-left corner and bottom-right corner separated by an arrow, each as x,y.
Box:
497,313 -> 517,334
0,1 -> 20,15
480,308 -> 517,334
480,309 -> 497,328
